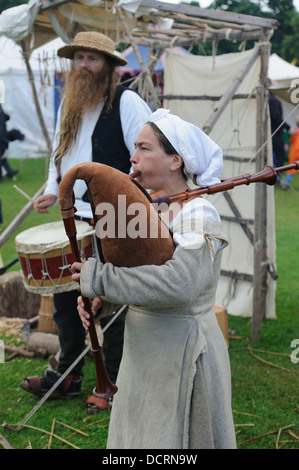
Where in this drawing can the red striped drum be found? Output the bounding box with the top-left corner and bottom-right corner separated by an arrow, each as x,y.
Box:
15,221 -> 95,294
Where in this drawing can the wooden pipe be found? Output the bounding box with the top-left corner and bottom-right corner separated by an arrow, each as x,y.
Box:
62,215 -> 117,399
150,161 -> 299,207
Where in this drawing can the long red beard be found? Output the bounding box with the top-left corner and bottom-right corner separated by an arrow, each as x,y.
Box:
63,67 -> 106,116
54,68 -> 107,171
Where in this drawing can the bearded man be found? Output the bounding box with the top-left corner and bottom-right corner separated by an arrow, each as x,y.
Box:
20,32 -> 151,412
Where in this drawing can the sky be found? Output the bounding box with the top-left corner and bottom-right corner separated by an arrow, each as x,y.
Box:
161,0 -> 299,12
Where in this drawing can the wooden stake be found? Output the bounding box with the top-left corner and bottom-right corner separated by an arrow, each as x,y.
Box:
0,433 -> 14,449
252,34 -> 271,344
276,424 -> 295,449
233,410 -> 260,419
48,418 -> 56,449
239,429 -> 277,445
288,429 -> 299,441
16,423 -> 80,449
56,420 -> 89,437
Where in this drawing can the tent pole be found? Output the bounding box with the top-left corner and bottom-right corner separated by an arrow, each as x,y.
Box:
202,45 -> 260,135
252,36 -> 271,343
0,42 -> 52,250
19,40 -> 52,154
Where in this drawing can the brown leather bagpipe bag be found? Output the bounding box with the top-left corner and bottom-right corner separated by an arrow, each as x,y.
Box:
58,162 -> 175,267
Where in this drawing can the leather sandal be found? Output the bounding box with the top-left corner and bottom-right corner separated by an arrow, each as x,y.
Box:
20,370 -> 82,398
85,394 -> 112,414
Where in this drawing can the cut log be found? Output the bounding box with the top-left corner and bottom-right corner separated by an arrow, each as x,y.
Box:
0,271 -> 40,318
4,345 -> 35,360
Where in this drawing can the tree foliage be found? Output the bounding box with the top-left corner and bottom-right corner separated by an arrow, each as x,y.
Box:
206,0 -> 299,63
0,0 -> 28,13
279,13 -> 299,63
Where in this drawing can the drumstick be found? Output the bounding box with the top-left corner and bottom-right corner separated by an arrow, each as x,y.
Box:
13,185 -> 36,204
13,185 -> 43,210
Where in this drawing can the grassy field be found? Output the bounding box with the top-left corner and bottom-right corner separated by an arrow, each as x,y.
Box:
0,157 -> 298,450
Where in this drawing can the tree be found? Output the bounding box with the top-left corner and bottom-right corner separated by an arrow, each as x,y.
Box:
0,0 -> 28,13
204,0 -> 299,62
280,13 -> 299,64
265,0 -> 298,61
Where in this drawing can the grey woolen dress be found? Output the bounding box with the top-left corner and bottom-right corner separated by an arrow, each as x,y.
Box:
80,197 -> 237,449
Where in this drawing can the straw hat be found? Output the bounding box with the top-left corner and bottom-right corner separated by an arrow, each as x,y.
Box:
57,31 -> 128,66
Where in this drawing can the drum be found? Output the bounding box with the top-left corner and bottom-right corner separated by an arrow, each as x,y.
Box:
15,221 -> 96,294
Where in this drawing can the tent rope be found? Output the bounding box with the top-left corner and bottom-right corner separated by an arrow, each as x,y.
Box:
16,304 -> 127,431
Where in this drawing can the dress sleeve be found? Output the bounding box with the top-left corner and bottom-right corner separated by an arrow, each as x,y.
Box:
96,297 -> 124,319
80,239 -> 216,308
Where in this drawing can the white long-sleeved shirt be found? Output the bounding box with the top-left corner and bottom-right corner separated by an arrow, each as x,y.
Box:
44,89 -> 151,218
168,196 -> 225,254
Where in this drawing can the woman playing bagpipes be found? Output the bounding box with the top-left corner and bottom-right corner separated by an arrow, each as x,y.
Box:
71,109 -> 237,449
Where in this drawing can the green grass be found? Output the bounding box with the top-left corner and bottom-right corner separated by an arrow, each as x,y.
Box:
227,174 -> 299,449
0,159 -> 299,449
0,340 -> 110,449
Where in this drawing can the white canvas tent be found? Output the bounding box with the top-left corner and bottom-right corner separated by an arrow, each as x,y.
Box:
0,36 -> 66,159
269,53 -> 299,82
0,0 -> 281,341
164,49 -> 276,319
268,53 -> 299,127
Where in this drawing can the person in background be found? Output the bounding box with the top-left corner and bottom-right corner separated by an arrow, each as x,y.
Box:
74,109 -> 236,449
280,115 -> 299,190
0,104 -> 24,182
268,92 -> 294,185
20,31 -> 151,413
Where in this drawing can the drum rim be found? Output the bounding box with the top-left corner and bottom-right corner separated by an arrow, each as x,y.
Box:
15,220 -> 93,254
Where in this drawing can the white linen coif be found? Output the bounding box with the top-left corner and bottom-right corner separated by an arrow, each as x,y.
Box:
148,108 -> 223,187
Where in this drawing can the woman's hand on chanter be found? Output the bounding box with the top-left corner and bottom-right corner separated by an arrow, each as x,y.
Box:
71,260 -> 85,282
77,296 -> 102,331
